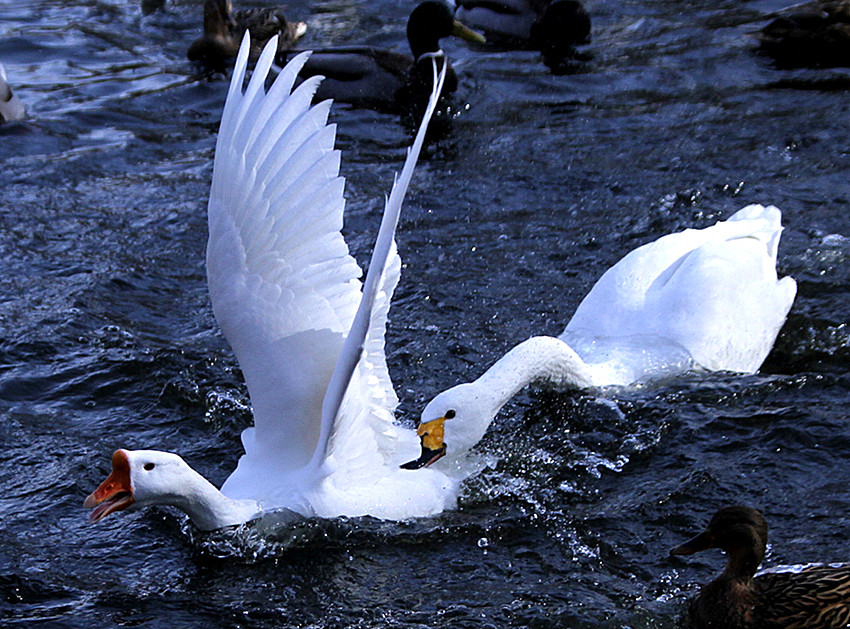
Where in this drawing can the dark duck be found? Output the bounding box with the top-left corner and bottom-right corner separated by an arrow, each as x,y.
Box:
188,0 -> 306,71
288,1 -> 484,117
757,0 -> 850,68
454,0 -> 590,67
671,505 -> 850,629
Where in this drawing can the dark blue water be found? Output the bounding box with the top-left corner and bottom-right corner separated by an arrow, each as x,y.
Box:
1,0 -> 849,626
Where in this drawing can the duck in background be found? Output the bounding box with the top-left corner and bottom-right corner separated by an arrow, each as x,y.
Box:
187,0 -> 306,71
454,0 -> 591,71
0,63 -> 25,124
287,1 -> 484,118
757,0 -> 850,68
671,506 -> 850,629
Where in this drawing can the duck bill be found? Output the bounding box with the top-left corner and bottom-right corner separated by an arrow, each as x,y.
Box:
670,529 -> 715,556
84,450 -> 134,523
452,19 -> 486,44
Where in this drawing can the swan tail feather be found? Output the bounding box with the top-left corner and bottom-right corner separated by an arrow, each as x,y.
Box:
726,203 -> 785,262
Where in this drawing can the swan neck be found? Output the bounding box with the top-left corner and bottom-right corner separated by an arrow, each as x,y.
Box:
475,336 -> 592,412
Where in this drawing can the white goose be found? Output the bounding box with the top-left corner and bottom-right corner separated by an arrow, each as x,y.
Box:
410,204 -> 797,467
85,34 -> 454,530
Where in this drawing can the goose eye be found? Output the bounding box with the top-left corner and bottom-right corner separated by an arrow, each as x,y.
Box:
445,409 -> 456,419
143,462 -> 155,471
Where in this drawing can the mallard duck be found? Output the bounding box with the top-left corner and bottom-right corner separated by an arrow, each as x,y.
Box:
671,505 -> 850,629
187,0 -> 306,71
454,0 -> 590,56
287,1 -> 485,116
0,63 -> 25,124
758,0 -> 850,68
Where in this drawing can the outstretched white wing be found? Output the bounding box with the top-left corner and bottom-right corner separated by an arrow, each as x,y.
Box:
207,36 -> 363,470
310,57 -> 448,475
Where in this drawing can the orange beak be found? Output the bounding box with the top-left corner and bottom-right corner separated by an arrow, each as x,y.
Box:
84,449 -> 135,523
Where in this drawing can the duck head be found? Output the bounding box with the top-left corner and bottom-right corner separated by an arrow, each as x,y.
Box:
407,0 -> 485,59
671,505 -> 769,578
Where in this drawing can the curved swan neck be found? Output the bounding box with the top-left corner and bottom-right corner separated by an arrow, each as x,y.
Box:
475,336 -> 593,412
152,467 -> 259,531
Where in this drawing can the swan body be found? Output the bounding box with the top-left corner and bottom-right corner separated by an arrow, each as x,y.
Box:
0,63 -> 25,124
419,204 -> 796,463
86,34 -> 455,530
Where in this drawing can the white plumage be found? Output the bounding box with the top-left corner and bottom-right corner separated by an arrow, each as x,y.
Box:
0,63 -> 26,124
86,34 -> 459,529
422,204 -> 797,461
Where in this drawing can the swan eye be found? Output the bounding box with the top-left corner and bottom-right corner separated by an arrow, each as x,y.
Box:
143,462 -> 155,471
445,409 -> 456,419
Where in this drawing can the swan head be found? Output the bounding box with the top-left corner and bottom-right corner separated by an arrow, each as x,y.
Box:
84,449 -> 202,523
404,383 -> 497,468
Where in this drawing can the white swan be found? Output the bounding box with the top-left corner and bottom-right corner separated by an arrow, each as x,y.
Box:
0,63 -> 25,124
85,34 -> 454,530
411,204 -> 797,468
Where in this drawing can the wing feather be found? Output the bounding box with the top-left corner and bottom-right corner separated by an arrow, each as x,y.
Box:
207,36 -> 362,473
310,57 -> 448,472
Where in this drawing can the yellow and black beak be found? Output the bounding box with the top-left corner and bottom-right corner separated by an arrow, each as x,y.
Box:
400,445 -> 447,470
401,416 -> 450,470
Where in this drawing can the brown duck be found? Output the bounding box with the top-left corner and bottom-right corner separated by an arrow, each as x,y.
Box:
758,0 -> 850,68
671,505 -> 850,629
187,0 -> 306,71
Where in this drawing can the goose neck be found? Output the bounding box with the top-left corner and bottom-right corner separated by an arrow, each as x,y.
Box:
164,468 -> 259,530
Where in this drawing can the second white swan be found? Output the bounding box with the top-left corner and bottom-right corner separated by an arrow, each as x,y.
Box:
412,204 -> 797,467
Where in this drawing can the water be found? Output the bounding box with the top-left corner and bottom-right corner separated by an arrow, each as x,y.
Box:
1,0 -> 849,626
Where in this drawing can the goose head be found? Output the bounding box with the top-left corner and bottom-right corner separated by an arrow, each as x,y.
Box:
85,449 -> 258,530
84,449 -> 196,522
